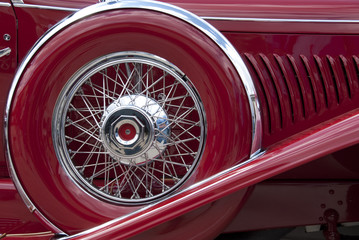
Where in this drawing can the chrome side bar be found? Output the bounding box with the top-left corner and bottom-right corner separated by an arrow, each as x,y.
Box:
61,109 -> 359,240
0,47 -> 11,58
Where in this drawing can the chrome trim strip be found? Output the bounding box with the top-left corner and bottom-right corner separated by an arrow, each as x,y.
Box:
0,2 -> 11,7
0,47 -> 11,58
202,16 -> 359,23
12,3 -> 79,12
5,0 -> 261,233
11,0 -> 24,4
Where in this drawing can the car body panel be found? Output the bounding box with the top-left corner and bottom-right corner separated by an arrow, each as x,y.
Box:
0,0 -> 16,177
0,0 -> 359,238
0,179 -> 48,234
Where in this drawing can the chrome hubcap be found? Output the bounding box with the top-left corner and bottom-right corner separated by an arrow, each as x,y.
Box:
101,95 -> 170,165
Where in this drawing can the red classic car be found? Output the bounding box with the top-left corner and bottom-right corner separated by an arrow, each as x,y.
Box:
0,0 -> 359,239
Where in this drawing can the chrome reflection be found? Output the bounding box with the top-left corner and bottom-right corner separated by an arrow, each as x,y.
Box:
53,52 -> 205,204
0,47 -> 11,58
100,95 -> 170,165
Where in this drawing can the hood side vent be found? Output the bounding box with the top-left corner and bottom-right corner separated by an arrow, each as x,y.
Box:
243,53 -> 358,140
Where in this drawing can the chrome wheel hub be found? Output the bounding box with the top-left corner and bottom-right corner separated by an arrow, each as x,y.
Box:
101,95 -> 170,165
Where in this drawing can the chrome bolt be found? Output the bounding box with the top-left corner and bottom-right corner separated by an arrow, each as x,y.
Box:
109,115 -> 144,150
3,34 -> 11,41
158,93 -> 166,101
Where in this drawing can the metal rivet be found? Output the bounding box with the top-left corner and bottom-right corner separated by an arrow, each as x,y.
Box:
3,34 -> 11,41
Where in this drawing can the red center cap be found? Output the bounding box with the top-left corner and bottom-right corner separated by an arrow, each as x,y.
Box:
119,123 -> 136,141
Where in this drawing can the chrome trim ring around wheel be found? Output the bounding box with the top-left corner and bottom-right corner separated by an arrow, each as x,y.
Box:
53,52 -> 206,204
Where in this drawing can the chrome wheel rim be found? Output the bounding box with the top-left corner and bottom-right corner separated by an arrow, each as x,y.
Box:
53,52 -> 205,204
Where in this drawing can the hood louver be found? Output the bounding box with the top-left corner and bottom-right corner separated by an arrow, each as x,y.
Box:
244,53 -> 359,146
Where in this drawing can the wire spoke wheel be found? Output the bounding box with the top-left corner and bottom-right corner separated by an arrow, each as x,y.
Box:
53,52 -> 205,204
7,3 -> 253,234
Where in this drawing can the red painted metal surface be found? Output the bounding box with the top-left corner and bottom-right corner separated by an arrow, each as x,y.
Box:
274,144 -> 359,179
0,0 -> 16,177
65,109 -> 359,239
0,179 -> 49,234
174,0 -> 359,34
8,8 -> 251,234
169,0 -> 359,20
0,234 -> 53,240
14,8 -> 73,62
12,0 -> 359,63
224,181 -> 359,232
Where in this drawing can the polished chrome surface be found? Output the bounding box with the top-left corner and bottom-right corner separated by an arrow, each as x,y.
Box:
0,2 -> 11,7
100,95 -> 170,165
0,47 -> 11,58
53,52 -> 205,204
3,34 -> 11,41
11,0 -> 24,4
12,3 -> 79,12
202,16 -> 359,23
